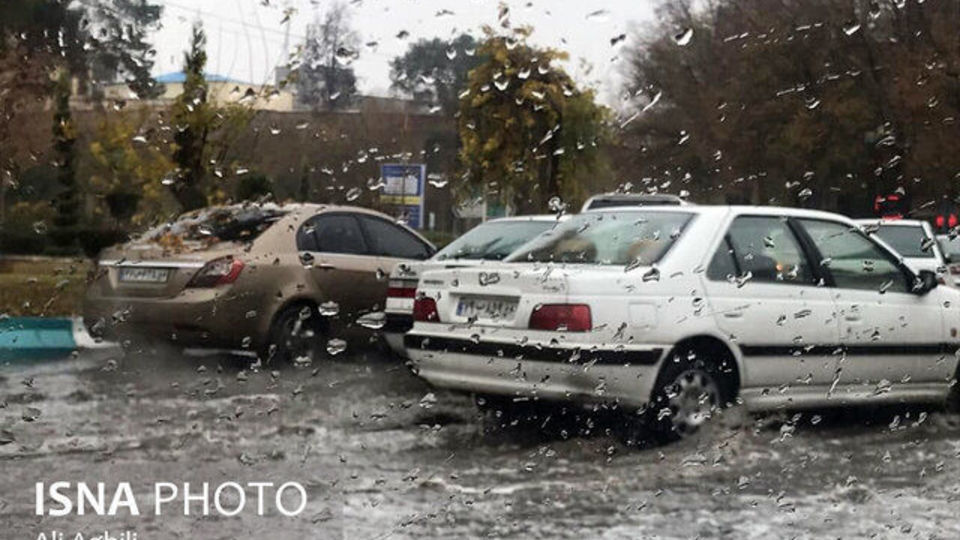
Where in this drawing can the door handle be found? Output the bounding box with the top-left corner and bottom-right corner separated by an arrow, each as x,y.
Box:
844,314 -> 861,322
723,311 -> 743,319
317,263 -> 336,271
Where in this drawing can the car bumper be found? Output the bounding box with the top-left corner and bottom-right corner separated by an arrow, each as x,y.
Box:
404,334 -> 666,408
83,288 -> 265,350
382,312 -> 414,357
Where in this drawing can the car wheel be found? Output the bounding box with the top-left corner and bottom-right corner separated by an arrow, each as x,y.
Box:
624,347 -> 731,444
263,304 -> 325,365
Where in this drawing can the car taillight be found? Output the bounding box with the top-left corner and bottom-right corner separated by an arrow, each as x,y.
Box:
387,279 -> 417,298
187,256 -> 245,287
529,304 -> 592,332
413,297 -> 439,322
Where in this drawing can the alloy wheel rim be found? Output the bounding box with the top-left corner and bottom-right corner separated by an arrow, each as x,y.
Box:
665,368 -> 720,436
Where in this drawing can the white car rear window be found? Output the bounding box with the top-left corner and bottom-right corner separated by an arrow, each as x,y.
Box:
507,211 -> 693,265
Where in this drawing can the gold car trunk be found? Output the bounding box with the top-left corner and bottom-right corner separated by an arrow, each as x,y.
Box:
93,243 -> 237,299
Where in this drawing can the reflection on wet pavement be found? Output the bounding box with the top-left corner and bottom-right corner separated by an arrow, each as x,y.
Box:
2,347 -> 960,538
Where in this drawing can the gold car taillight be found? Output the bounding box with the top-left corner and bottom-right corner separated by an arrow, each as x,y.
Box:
187,256 -> 245,287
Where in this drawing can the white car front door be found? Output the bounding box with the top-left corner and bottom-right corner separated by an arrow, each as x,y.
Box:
703,216 -> 841,399
799,219 -> 954,399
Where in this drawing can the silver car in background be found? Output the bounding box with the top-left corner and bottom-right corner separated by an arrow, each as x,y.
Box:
383,215 -> 564,357
938,234 -> 960,287
855,219 -> 946,279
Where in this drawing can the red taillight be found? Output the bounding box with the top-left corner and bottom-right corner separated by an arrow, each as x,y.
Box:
937,215 -> 946,229
187,256 -> 245,287
388,286 -> 417,298
413,297 -> 439,322
950,214 -> 958,229
388,279 -> 417,298
529,304 -> 592,332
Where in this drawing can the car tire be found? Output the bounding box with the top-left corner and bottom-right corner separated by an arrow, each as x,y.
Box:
262,303 -> 325,365
623,346 -> 733,445
946,373 -> 960,414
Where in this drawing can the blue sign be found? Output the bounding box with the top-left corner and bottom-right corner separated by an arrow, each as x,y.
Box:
380,164 -> 426,228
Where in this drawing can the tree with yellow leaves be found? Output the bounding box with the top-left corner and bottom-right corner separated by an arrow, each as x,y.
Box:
457,23 -> 612,214
88,110 -> 175,228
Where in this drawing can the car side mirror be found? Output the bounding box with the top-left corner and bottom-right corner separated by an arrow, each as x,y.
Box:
915,269 -> 938,295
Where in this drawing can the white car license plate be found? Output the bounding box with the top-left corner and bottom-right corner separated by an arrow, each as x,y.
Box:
118,267 -> 170,283
456,296 -> 518,321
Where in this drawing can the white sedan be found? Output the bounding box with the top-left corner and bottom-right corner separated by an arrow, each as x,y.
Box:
383,215 -> 564,356
405,206 -> 960,441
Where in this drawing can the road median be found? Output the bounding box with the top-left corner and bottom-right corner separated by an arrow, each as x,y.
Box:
0,317 -> 112,362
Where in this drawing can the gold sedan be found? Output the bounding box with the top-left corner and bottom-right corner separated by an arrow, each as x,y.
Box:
82,203 -> 435,363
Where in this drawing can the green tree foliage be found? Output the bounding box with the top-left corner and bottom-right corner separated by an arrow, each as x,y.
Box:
170,23 -> 211,211
622,0 -> 960,216
51,71 -> 79,237
0,1 -> 85,69
295,2 -> 359,110
236,174 -> 274,202
390,34 -> 482,115
457,26 -> 611,213
82,0 -> 165,99
0,0 -> 162,99
170,22 -> 254,212
1,0 -> 163,226
0,1 -> 85,182
88,110 -> 175,226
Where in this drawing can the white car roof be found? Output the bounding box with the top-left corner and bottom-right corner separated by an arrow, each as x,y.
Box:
585,204 -> 859,225
484,214 -> 569,223
854,218 -> 928,228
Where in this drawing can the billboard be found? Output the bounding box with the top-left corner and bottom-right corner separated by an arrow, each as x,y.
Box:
379,164 -> 426,229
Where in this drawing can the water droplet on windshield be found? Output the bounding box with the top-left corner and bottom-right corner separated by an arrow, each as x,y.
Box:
843,22 -> 861,36
366,177 -> 386,191
586,9 -> 609,22
326,338 -> 347,356
299,252 -> 315,268
319,301 -> 340,317
356,312 -> 386,330
427,174 -> 448,188
419,392 -> 437,408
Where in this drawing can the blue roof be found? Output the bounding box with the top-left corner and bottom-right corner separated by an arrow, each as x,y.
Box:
155,72 -> 242,84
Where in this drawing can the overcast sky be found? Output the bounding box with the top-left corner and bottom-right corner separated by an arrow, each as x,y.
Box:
150,0 -> 658,106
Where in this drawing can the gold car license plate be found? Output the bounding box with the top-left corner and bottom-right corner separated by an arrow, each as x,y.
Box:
118,267 -> 170,283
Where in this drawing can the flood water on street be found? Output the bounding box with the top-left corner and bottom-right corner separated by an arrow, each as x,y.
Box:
2,345 -> 960,539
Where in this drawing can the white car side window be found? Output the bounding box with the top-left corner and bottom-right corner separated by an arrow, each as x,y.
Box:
708,216 -> 813,285
800,219 -> 909,293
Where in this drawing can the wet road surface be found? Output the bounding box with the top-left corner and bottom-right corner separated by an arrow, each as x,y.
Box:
2,343 -> 960,539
